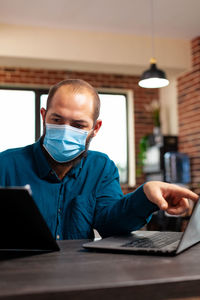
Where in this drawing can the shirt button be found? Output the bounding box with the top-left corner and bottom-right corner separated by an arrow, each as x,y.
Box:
56,235 -> 60,240
58,208 -> 61,213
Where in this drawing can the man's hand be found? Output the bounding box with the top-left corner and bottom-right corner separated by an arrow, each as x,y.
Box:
143,181 -> 199,215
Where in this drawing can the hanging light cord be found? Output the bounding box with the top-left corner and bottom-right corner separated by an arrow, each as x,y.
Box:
138,0 -> 169,88
151,0 -> 156,62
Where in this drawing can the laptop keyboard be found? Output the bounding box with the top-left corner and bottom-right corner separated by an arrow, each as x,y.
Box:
122,232 -> 183,249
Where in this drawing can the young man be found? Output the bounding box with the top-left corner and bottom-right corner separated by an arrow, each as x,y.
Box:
0,79 -> 198,239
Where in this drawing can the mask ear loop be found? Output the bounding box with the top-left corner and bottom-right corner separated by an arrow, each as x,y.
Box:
85,128 -> 95,150
89,127 -> 94,136
90,120 -> 99,138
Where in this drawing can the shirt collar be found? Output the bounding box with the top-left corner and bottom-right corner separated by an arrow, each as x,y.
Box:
33,139 -> 84,180
33,139 -> 52,179
67,159 -> 83,179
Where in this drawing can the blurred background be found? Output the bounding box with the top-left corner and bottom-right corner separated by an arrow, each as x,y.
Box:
0,0 -> 199,215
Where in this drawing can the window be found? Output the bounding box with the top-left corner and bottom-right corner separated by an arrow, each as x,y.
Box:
0,89 -> 35,152
90,93 -> 128,183
0,88 -> 135,186
96,90 -> 135,187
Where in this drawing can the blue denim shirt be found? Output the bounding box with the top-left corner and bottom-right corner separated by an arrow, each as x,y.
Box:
0,140 -> 158,240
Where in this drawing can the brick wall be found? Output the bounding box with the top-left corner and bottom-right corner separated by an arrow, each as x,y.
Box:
0,66 -> 159,191
178,36 -> 200,194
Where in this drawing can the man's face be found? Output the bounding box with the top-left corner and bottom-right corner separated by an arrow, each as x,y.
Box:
41,86 -> 101,145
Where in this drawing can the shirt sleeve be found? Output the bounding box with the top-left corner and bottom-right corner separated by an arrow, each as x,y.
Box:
93,158 -> 158,238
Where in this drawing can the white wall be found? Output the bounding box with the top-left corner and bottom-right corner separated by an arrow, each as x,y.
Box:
160,73 -> 179,135
0,24 -> 191,75
0,23 -> 192,133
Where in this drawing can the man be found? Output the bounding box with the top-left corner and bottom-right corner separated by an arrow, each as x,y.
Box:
0,79 -> 198,240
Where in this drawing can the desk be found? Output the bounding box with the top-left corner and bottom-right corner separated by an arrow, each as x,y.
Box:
0,240 -> 200,299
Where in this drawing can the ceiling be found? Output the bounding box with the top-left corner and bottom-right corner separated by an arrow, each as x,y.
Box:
0,0 -> 199,39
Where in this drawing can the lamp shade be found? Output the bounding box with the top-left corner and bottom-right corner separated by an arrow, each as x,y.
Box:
138,59 -> 169,88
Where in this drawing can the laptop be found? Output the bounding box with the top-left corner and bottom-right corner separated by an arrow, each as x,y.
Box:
0,185 -> 59,254
83,198 -> 200,256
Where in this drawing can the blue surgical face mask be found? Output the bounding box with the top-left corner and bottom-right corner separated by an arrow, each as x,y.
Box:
43,123 -> 90,163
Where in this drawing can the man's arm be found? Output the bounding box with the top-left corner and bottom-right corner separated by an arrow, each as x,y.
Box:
93,160 -> 198,238
93,159 -> 158,237
94,184 -> 158,238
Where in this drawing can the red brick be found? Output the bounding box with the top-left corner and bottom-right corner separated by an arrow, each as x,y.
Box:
178,37 -> 200,193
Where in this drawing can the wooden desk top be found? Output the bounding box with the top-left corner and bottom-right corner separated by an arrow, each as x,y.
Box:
0,240 -> 200,300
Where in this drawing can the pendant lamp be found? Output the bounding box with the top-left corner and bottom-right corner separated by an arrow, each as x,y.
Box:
138,57 -> 169,88
138,0 -> 169,89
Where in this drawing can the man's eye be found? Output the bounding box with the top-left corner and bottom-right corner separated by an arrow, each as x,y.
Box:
52,118 -> 60,123
71,123 -> 86,129
74,124 -> 84,129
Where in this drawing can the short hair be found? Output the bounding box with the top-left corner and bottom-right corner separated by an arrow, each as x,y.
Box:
46,79 -> 100,123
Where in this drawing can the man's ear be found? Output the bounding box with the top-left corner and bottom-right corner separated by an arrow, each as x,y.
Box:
93,119 -> 102,137
40,107 -> 46,123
